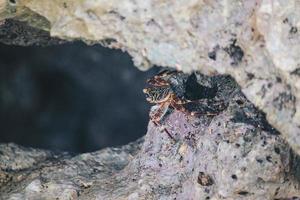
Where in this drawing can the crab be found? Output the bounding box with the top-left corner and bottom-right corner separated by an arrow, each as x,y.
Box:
143,70 -> 225,139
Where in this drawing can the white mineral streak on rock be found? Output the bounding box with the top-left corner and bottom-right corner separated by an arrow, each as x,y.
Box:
1,0 -> 300,154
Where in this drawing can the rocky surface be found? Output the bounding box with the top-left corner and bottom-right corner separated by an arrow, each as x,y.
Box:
0,19 -> 64,46
1,1 -> 300,199
1,74 -> 299,200
0,0 -> 299,155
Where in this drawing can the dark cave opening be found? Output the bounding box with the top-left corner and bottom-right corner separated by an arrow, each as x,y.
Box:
0,42 -> 157,153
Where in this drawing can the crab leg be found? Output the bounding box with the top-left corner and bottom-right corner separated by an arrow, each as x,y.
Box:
170,100 -> 186,112
150,102 -> 175,140
147,77 -> 169,86
152,120 -> 175,140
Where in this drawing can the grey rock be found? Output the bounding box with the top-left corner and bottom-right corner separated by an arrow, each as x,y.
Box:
0,19 -> 64,46
1,75 -> 299,200
0,0 -> 300,156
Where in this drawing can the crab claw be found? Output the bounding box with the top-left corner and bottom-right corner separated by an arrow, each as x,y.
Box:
146,97 -> 153,102
143,88 -> 148,93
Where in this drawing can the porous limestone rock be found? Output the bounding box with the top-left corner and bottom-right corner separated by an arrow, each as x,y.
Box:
1,74 -> 299,200
0,0 -> 299,156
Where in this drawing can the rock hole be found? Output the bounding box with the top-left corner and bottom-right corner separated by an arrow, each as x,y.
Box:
8,0 -> 17,5
274,187 -> 280,196
290,27 -> 298,34
237,191 -> 249,196
247,73 -> 255,80
208,51 -> 216,60
291,68 -> 300,76
274,147 -> 281,154
276,77 -> 282,83
197,172 -> 214,186
283,18 -> 289,24
236,100 -> 244,105
224,39 -> 244,66
231,174 -> 237,180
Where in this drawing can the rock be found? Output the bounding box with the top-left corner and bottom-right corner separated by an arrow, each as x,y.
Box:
1,74 -> 299,200
0,19 -> 64,46
0,0 -> 299,155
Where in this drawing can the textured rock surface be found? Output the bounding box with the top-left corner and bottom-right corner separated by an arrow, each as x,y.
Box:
1,75 -> 300,200
0,19 -> 64,46
0,0 -> 299,155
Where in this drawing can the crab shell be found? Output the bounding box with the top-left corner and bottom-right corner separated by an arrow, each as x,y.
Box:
143,86 -> 172,104
143,70 -> 190,103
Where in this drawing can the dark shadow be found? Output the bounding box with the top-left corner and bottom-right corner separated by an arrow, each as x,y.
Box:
0,42 -> 158,153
